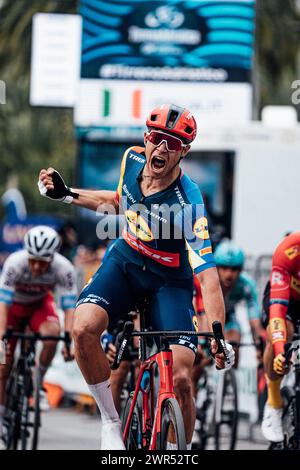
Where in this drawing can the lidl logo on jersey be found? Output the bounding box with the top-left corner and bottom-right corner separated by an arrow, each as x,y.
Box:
193,217 -> 209,240
285,245 -> 300,260
125,210 -> 154,242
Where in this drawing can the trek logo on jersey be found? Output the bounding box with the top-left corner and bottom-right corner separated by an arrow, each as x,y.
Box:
291,276 -> 300,294
285,245 -> 300,260
125,210 -> 154,242
128,152 -> 145,164
193,217 -> 209,240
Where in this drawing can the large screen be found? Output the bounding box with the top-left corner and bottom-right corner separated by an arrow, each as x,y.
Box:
80,0 -> 255,82
75,0 -> 255,131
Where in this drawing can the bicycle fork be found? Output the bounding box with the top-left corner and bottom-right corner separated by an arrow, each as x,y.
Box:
149,350 -> 176,450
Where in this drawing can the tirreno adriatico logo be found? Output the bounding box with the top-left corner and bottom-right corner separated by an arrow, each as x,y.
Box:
145,6 -> 185,29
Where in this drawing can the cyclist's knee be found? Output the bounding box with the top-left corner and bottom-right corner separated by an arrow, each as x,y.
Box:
73,304 -> 108,348
40,321 -> 60,337
173,369 -> 192,398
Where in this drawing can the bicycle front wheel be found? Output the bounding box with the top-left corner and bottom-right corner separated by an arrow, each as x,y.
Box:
31,368 -> 41,450
157,398 -> 186,450
3,370 -> 22,450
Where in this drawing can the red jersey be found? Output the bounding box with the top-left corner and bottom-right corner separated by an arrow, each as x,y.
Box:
269,232 -> 300,354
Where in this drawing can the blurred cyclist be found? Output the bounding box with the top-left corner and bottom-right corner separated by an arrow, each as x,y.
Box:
0,226 -> 77,446
261,232 -> 300,445
192,239 -> 263,445
194,239 -> 263,364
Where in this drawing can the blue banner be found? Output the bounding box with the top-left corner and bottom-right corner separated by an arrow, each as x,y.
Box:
80,0 -> 255,82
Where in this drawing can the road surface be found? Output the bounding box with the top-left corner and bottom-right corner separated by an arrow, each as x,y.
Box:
38,407 -> 268,450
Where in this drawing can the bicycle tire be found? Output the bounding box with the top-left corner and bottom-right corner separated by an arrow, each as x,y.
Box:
122,392 -> 143,450
157,398 -> 187,450
3,368 -> 21,450
21,395 -> 31,450
214,369 -> 238,450
31,368 -> 41,450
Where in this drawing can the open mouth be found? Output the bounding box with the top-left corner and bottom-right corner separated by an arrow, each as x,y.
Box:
151,156 -> 167,171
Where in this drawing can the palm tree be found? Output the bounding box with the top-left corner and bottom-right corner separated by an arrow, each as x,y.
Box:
0,0 -> 78,78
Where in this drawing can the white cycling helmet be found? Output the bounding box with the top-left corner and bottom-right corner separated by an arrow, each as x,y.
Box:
24,225 -> 60,261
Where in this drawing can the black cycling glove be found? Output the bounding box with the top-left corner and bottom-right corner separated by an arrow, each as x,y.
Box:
38,170 -> 79,204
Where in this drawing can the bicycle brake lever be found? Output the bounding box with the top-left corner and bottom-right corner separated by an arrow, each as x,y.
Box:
111,321 -> 134,370
212,321 -> 230,370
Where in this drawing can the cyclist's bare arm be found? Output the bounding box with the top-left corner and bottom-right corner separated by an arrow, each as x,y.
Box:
62,308 -> 75,361
197,267 -> 225,330
72,188 -> 117,213
64,308 -> 75,334
0,302 -> 9,339
39,168 -> 118,213
250,318 -> 264,341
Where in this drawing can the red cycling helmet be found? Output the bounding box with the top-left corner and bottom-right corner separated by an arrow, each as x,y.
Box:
146,104 -> 197,143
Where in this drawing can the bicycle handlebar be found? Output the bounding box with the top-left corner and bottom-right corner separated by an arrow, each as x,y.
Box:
3,329 -> 71,345
110,320 -> 228,370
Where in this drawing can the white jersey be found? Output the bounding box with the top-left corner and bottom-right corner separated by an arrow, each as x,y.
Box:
0,250 -> 77,309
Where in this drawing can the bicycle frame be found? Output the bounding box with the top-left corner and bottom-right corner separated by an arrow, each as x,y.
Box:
123,345 -> 175,450
116,309 -> 226,450
3,330 -> 70,450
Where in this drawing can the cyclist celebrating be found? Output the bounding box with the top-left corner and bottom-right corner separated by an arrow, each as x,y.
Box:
261,232 -> 300,445
0,225 -> 77,443
38,104 -> 234,450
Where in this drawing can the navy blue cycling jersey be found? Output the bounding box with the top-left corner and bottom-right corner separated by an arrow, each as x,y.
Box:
112,146 -> 215,279
76,146 -> 215,354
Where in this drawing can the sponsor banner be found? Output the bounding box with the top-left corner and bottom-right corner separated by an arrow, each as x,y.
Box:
74,79 -> 252,127
80,0 -> 255,83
